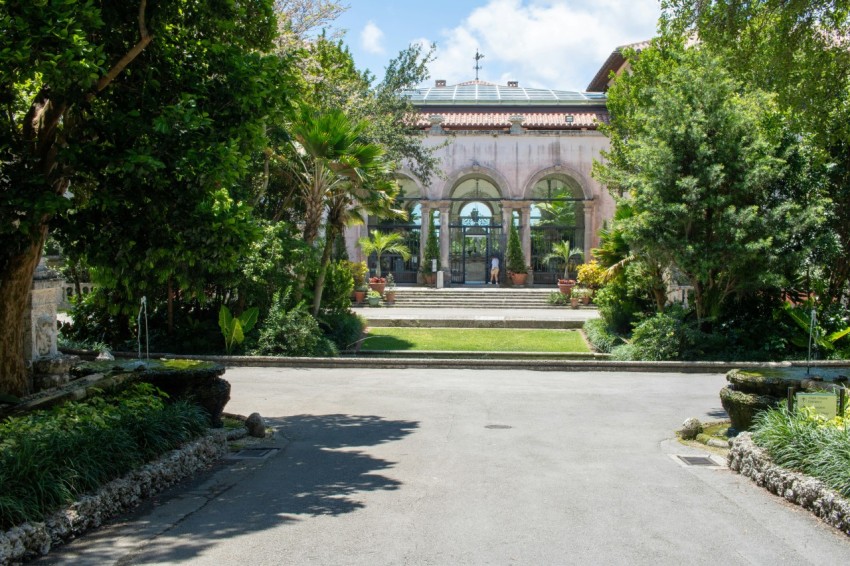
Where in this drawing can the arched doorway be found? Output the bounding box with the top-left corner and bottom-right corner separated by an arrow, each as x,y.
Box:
448,177 -> 503,284
367,176 -> 422,283
530,176 -> 585,284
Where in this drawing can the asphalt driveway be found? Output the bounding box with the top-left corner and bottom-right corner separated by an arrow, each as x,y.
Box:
40,367 -> 850,565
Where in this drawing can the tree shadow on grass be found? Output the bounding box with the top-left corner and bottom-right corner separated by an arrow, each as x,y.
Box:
359,334 -> 415,351
41,414 -> 419,564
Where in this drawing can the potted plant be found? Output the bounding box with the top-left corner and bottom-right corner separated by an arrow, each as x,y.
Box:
354,283 -> 368,304
422,210 -> 440,285
543,241 -> 584,294
573,287 -> 592,305
384,274 -> 397,304
358,230 -> 411,291
367,289 -> 382,307
349,261 -> 368,304
570,293 -> 580,309
368,276 -> 387,295
506,220 -> 529,286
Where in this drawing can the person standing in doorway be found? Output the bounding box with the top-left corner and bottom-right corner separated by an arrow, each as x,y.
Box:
489,255 -> 500,285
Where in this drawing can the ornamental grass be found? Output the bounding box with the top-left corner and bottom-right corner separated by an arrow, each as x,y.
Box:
751,403 -> 850,497
0,383 -> 207,529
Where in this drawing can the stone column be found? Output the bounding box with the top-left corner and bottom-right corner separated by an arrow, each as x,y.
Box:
583,200 -> 595,258
438,204 -> 451,283
419,202 -> 432,269
519,204 -> 533,284
26,260 -> 77,391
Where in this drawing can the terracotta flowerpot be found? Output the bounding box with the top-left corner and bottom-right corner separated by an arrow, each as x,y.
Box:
570,297 -> 580,309
369,282 -> 386,295
422,273 -> 436,285
582,295 -> 591,305
384,290 -> 396,304
509,272 -> 528,286
558,281 -> 576,296
353,290 -> 366,304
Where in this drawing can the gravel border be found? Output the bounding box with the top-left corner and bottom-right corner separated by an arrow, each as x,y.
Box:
0,433 -> 227,564
728,432 -> 850,536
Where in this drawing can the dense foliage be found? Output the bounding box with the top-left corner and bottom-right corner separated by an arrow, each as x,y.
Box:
751,404 -> 850,497
591,28 -> 847,361
0,383 -> 207,529
0,1 -> 439,389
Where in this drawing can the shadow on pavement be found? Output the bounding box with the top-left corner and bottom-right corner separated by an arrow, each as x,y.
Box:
44,414 -> 419,565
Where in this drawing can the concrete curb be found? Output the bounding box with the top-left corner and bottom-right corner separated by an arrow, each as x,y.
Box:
113,354 -> 850,373
728,432 -> 850,536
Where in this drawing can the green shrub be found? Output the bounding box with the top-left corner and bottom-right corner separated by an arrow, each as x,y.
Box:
255,292 -> 336,356
321,311 -> 366,351
0,383 -> 206,529
320,260 -> 355,315
505,220 -> 527,274
547,291 -> 568,306
62,289 -> 135,349
752,405 -> 850,497
583,318 -> 623,353
594,279 -> 646,334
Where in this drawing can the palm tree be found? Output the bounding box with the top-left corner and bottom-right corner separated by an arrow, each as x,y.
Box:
290,105 -> 403,315
358,230 -> 412,278
542,241 -> 584,280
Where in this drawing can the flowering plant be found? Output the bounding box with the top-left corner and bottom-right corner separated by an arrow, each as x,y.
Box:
369,276 -> 386,284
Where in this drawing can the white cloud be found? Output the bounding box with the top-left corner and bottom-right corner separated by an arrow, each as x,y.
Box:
361,21 -> 386,55
421,0 -> 660,90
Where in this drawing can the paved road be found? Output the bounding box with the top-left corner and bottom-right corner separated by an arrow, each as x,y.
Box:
41,367 -> 850,565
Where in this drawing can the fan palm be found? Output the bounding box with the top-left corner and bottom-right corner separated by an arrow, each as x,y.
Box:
542,241 -> 584,280
358,230 -> 412,277
290,105 -> 404,314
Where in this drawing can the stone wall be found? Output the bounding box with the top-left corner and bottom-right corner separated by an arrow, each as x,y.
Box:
728,432 -> 850,536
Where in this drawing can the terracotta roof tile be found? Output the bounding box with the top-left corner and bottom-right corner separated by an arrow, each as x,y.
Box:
416,111 -> 607,129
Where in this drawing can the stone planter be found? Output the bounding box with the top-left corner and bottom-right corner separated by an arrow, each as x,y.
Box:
367,296 -> 381,307
72,359 -> 230,427
720,367 -> 849,431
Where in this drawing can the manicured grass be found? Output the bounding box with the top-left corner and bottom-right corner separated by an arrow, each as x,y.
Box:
360,328 -> 590,352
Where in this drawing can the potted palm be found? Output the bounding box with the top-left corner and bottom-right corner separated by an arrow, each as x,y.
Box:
506,221 -> 529,286
543,241 -> 584,296
358,230 -> 411,294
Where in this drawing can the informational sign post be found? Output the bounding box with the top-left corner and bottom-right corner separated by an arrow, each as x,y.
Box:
796,392 -> 838,419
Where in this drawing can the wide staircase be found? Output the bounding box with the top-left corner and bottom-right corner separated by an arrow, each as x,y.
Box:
390,286 -> 554,309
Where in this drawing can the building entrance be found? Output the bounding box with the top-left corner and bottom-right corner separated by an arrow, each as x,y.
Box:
449,213 -> 503,285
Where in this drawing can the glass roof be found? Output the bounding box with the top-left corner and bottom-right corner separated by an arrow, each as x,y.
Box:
404,81 -> 606,106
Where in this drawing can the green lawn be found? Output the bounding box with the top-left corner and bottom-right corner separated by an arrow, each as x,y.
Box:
360,328 -> 589,352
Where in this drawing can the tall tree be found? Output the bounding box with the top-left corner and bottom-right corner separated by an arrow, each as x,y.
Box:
593,42 -> 822,323
289,105 -> 401,315
0,1 -> 277,396
661,0 -> 850,302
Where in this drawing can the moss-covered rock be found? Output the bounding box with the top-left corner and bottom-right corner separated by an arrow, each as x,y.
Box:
720,386 -> 784,431
71,359 -> 229,427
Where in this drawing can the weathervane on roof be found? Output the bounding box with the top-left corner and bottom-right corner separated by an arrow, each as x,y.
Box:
473,49 -> 485,81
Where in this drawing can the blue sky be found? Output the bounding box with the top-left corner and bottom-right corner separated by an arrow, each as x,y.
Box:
331,0 -> 662,91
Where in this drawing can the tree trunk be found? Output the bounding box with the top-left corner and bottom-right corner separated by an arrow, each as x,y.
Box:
167,277 -> 174,335
311,230 -> 336,317
0,226 -> 48,397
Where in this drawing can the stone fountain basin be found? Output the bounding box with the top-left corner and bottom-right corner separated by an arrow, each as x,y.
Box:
71,359 -> 230,427
721,366 -> 849,431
